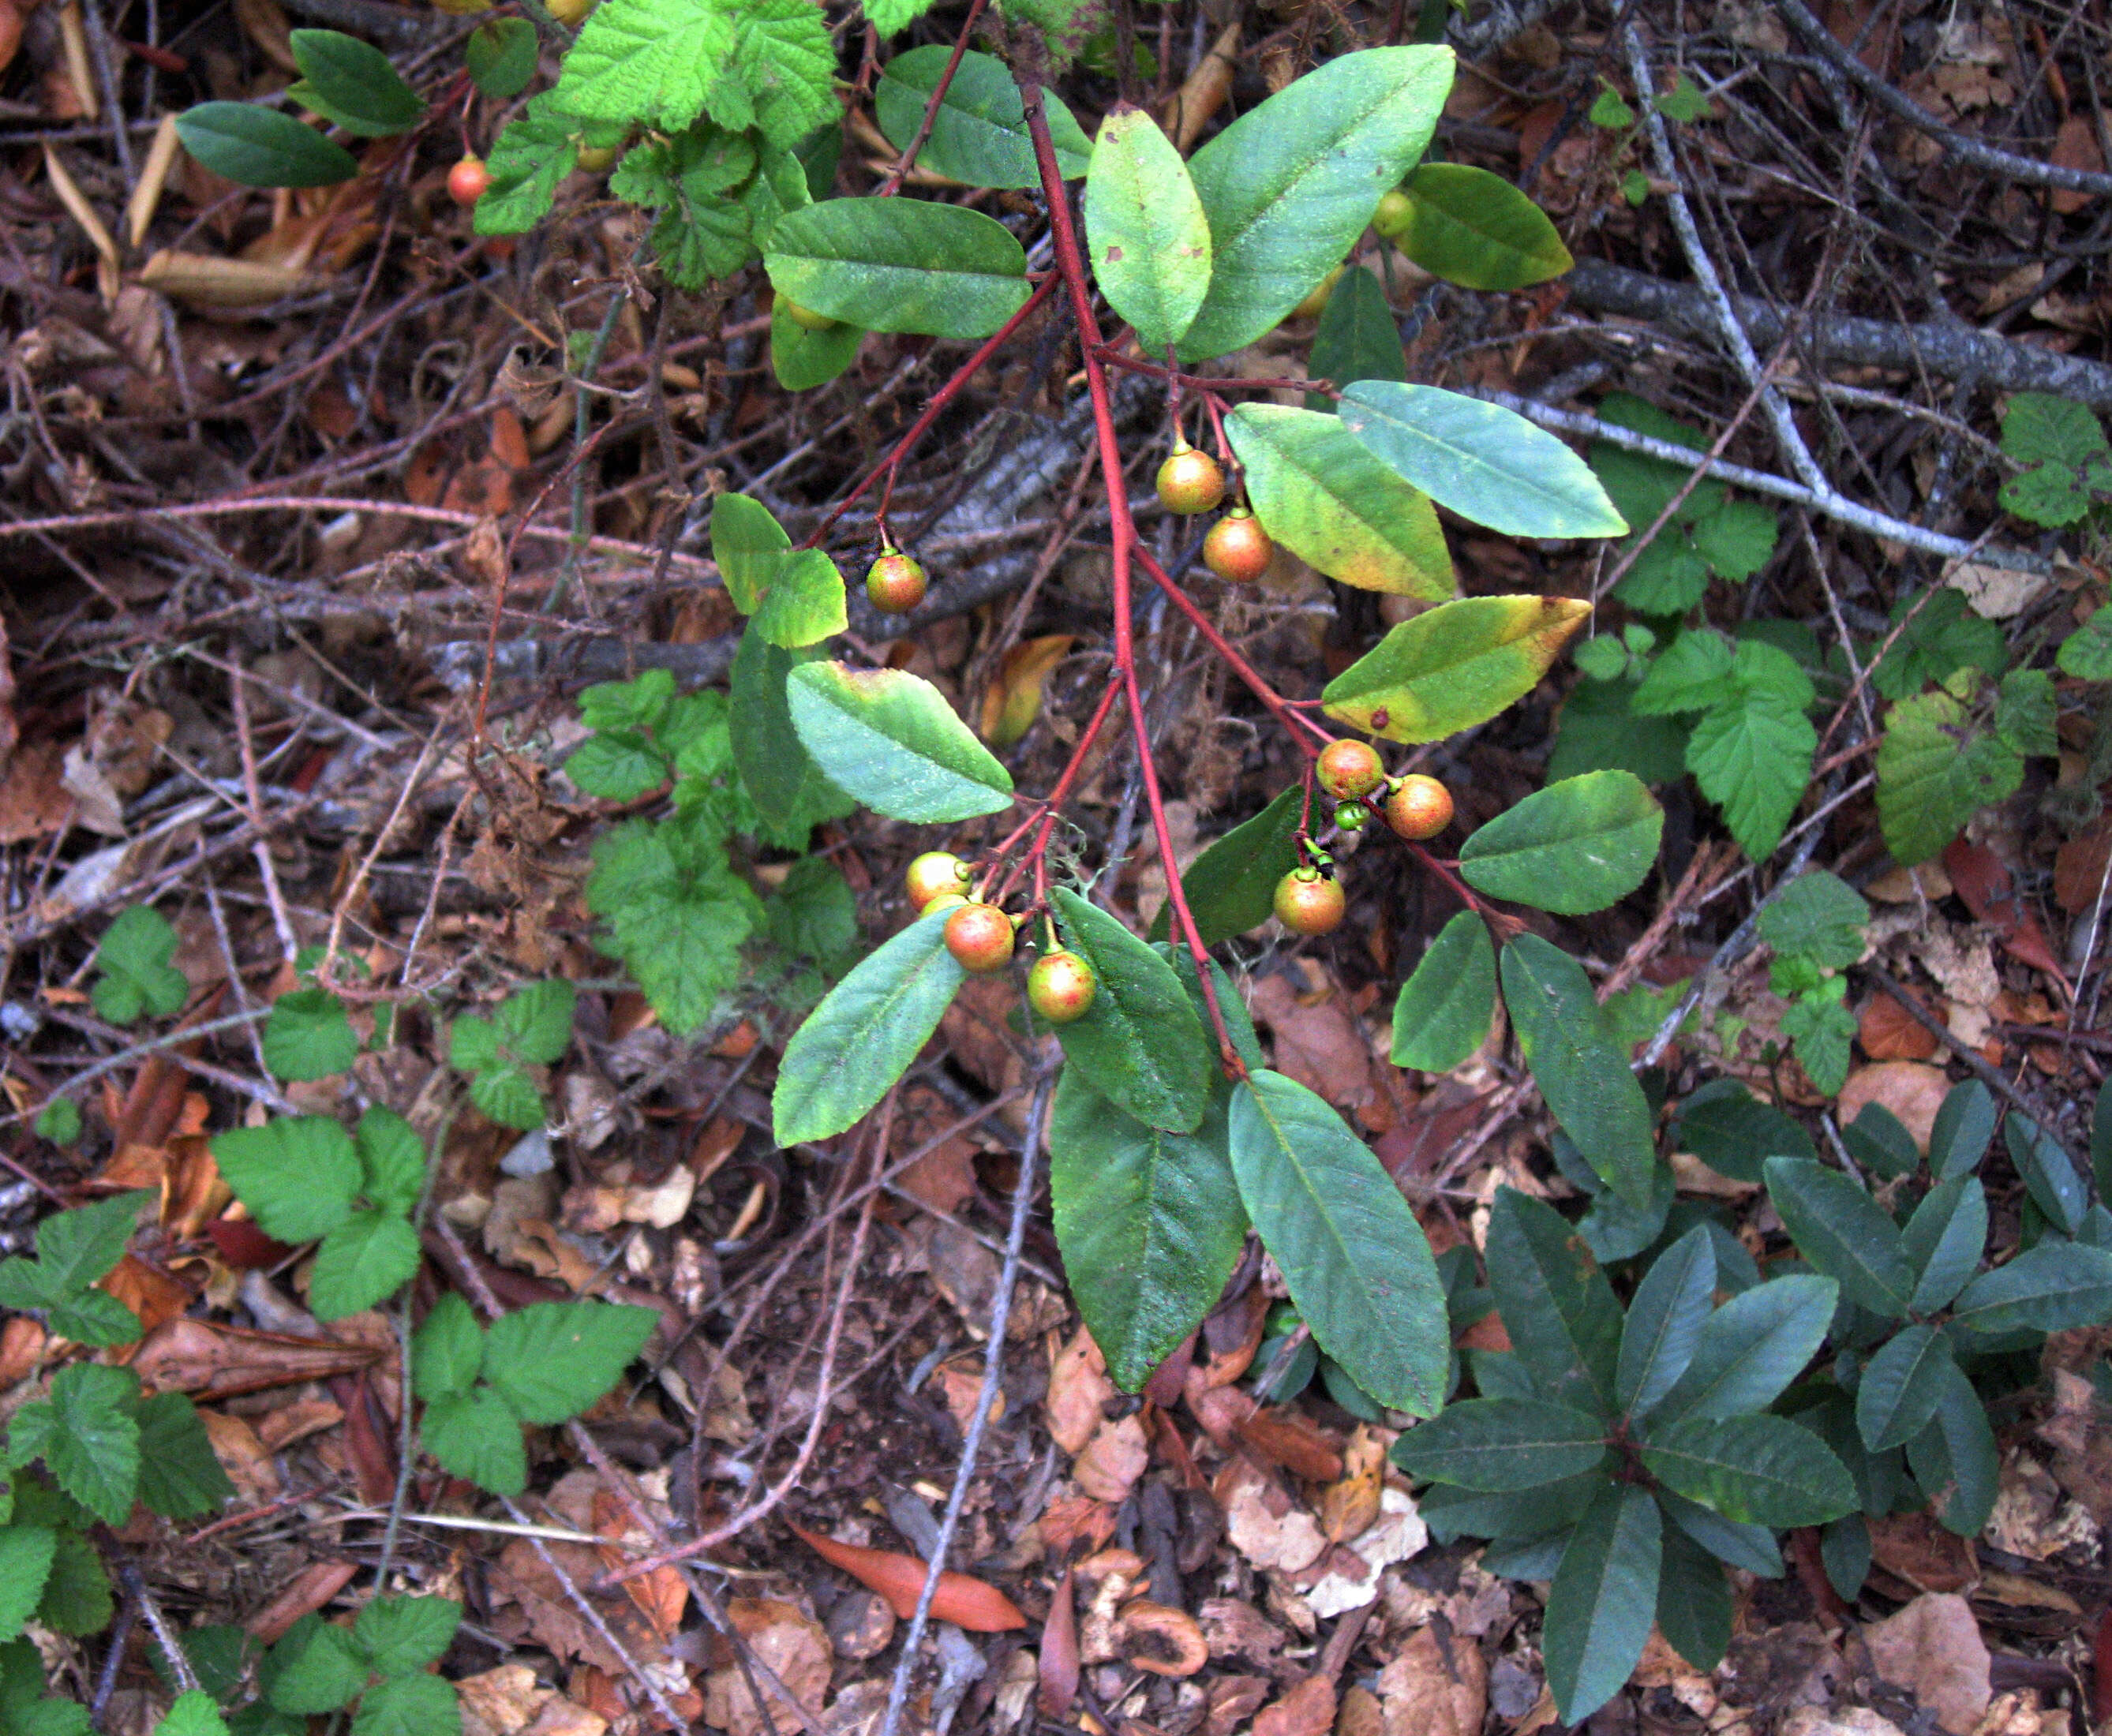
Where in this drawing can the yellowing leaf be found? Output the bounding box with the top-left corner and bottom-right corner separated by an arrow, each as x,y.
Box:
1323,594 -> 1589,742
980,634 -> 1073,747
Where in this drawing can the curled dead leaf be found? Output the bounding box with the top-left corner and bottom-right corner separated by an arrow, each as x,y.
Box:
1119,1599 -> 1209,1677
980,634 -> 1075,748
788,1525 -> 1026,1631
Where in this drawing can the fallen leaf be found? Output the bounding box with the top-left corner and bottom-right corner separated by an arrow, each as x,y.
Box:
1119,1599 -> 1209,1676
1249,973 -> 1376,1119
789,1525 -> 1027,1630
2050,114 -> 2106,215
1837,1062 -> 1950,1152
1039,1569 -> 1079,1717
702,1599 -> 830,1736
457,1665 -> 609,1736
1868,1510 -> 1977,1592
132,1315 -> 380,1401
1377,1624 -> 1486,1736
1320,1425 -> 1387,1543
246,1562 -> 358,1644
1863,1593 -> 1990,1734
1215,1452 -> 1328,1574
1859,992 -> 1941,1062
1048,1325 -> 1114,1454
2054,824 -> 2110,915
1302,1485 -> 1428,1618
1236,1406 -> 1343,1483
1253,1673 -> 1335,1736
1941,839 -> 2066,982
1072,1412 -> 1150,1504
1204,1675 -> 1271,1736
981,634 -> 1076,747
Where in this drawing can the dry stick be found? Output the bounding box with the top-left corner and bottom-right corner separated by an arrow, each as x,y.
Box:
1773,0 -> 2112,197
0,1007 -> 269,1132
874,1076 -> 1052,1736
227,656 -> 299,965
1862,963 -> 2088,1166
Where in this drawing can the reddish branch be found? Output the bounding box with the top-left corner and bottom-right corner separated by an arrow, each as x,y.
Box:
874,0 -> 990,196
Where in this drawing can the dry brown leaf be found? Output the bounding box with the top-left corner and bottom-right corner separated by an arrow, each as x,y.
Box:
245,1561 -> 358,1644
1237,1406 -> 1343,1483
1204,1674 -> 1271,1736
1302,1486 -> 1427,1618
702,1599 -> 830,1736
1039,1568 -> 1079,1717
1253,1674 -> 1335,1736
457,1665 -> 609,1736
2054,825 -> 2110,915
0,1316 -> 47,1387
132,1315 -> 380,1401
1215,1452 -> 1328,1574
1047,1325 -> 1114,1454
895,1083 -> 982,1215
199,1408 -> 278,1502
138,249 -> 320,309
1859,993 -> 1941,1062
1073,1412 -> 1150,1504
1249,974 -> 1376,1118
1377,1625 -> 1486,1736
931,1357 -> 995,1434
789,1525 -> 1028,1629
1837,1062 -> 1950,1151
980,634 -> 1076,747
2050,115 -> 2106,215
1868,1511 -> 1977,1593
1864,1593 -> 1991,1734
1119,1600 -> 1209,1677
1320,1426 -> 1387,1543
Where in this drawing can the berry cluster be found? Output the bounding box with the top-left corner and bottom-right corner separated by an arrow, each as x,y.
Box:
903,852 -> 1099,1023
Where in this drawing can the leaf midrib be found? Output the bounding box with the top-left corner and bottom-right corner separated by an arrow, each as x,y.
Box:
1345,388 -> 1588,510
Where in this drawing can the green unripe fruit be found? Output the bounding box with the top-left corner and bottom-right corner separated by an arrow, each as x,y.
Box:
906,851 -> 972,911
1289,264 -> 1346,320
1334,800 -> 1369,832
1373,187 -> 1414,241
1156,443 -> 1226,515
781,297 -> 839,332
1027,950 -> 1097,1023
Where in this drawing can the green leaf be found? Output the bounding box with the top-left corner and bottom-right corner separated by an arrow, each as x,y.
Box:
1841,1102 -> 1919,1180
1907,1357 -> 1999,1536
770,297 -> 863,389
412,1293 -> 485,1401
1653,73 -> 1713,122
1459,770 -> 1662,915
1048,1069 -> 1246,1391
210,1117 -> 361,1244
1321,594 -> 1590,743
1228,1071 -> 1449,1416
786,661 -> 1014,821
710,491 -> 792,613
1869,587 -> 2007,702
864,0 -> 936,34
263,987 -> 358,1082
155,1692 -> 230,1736
874,47 -> 1092,187
1180,47 -> 1452,359
476,94 -> 593,234
1391,162 -> 1572,290
1764,1158 -> 1915,1316
773,908 -> 965,1143
1655,1523 -> 1732,1674
1084,107 -> 1211,351
418,1388 -> 525,1496
286,29 -> 425,135
21,1191 -> 148,1300
1758,871 -> 1867,969
465,17 -> 538,98
585,815 -> 758,1034
1153,786 -> 1304,945
2058,605 -> 2112,681
0,1528 -> 55,1644
1640,1412 -> 1856,1527
1049,889 -> 1213,1133
483,1300 -> 657,1424
1950,1239 -> 2112,1336
765,197 -> 1029,341
310,1209 -> 421,1319
1616,1227 -> 1714,1420
1339,383 -> 1626,538
174,103 -> 361,189
1657,1491 -> 1782,1577
712,0 -> 838,147
1902,1176 -> 1987,1314
91,906 -> 189,1025
1855,1323 -> 1954,1452
134,1392 -> 234,1517
1390,911 -> 1495,1071
1500,936 -> 1657,1206
549,0 -> 734,129
268,1618 -> 369,1715
1821,1514 -> 1871,1603
2007,1114 -> 2084,1235
1685,680 -> 1815,861
351,1671 -> 462,1736
13,1365 -> 141,1525
1876,684 -> 2024,866
730,628 -> 858,842
1389,1397 -> 1608,1489
490,979 -> 575,1067
1544,1485 -> 1660,1726
1780,986 -> 1855,1098
756,549 -> 849,649
1305,264 -> 1404,412
1224,403 -> 1451,599
1670,1079 -> 1810,1184
1548,674 -> 1691,785
1483,1188 -> 1623,1412
354,1108 -> 424,1216
354,1595 -> 461,1677
34,1099 -> 81,1145
1654,1274 -> 1837,1423
1997,392 -> 2112,528
1419,1473 -> 1600,1541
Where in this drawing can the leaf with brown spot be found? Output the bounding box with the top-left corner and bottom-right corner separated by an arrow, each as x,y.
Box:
788,1525 -> 1027,1630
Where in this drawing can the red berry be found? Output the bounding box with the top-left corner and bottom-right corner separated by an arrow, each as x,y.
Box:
1384,774 -> 1455,841
1273,870 -> 1345,937
1156,445 -> 1226,515
1204,510 -> 1273,583
1028,950 -> 1097,1023
905,851 -> 971,910
866,552 -> 927,614
1316,739 -> 1385,802
944,903 -> 1015,974
447,155 -> 490,207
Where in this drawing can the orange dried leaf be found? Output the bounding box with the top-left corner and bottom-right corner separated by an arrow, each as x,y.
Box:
788,1525 -> 1026,1631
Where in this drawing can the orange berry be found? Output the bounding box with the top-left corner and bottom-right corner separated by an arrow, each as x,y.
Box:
1156,444 -> 1226,515
1028,950 -> 1097,1023
866,552 -> 927,614
944,903 -> 1015,974
1204,510 -> 1273,583
1384,774 -> 1455,841
1316,739 -> 1385,802
1273,870 -> 1345,937
447,155 -> 490,207
905,851 -> 971,910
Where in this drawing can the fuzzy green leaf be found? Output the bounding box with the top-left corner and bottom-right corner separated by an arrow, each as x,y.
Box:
1390,911 -> 1496,1072
1389,1397 -> 1608,1489
1459,770 -> 1662,915
1653,1274 -> 1837,1423
1543,1485 -> 1660,1725
1615,1227 -> 1714,1420
1050,889 -> 1213,1133
1483,1188 -> 1623,1413
134,1392 -> 234,1517
786,661 -> 1014,822
418,1388 -> 525,1496
1640,1412 -> 1856,1527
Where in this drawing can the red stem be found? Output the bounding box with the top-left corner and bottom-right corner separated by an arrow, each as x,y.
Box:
876,0 -> 990,196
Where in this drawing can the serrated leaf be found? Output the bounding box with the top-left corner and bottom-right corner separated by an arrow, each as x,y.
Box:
1084,107 -> 1211,351
1616,1227 -> 1714,1420
134,1392 -> 234,1517
1305,264 -> 1403,410
1855,1324 -> 1954,1452
874,47 -> 1092,188
1949,1239 -> 2112,1336
584,814 -> 758,1034
1654,1274 -> 1837,1423
1640,1412 -> 1856,1527
1907,1357 -> 1999,1536
268,1618 -> 369,1715
468,1067 -> 545,1131
1390,911 -> 1495,1072
1393,161 -> 1572,290
1228,1071 -> 1449,1416
1902,1176 -> 1987,1314
286,28 -> 426,135
1685,685 -> 1814,860
1151,786 -> 1304,945
43,1291 -> 144,1347
2058,605 -> 2112,680
465,17 -> 537,97
1876,685 -> 2024,866
786,662 -> 1014,821
550,0 -> 736,129
1655,1521 -> 1732,1674
1050,889 -> 1213,1132
715,0 -> 837,148
310,1209 -> 421,1319
773,907 -> 966,1143
765,197 -> 1029,340
1757,871 -> 1867,969
0,1527 -> 55,1644
1459,770 -> 1662,915
28,1191 -> 149,1298
91,905 -> 190,1024
1762,1158 -> 1913,1317
418,1388 -> 525,1496
354,1595 -> 461,1677
1339,383 -> 1625,537
210,1117 -> 361,1244
35,1528 -> 112,1637
483,1300 -> 657,1424
1180,46 -> 1452,359
262,987 -> 359,1082
358,1110 -> 425,1207
1483,1188 -> 1623,1412
1224,403 -> 1452,599
476,93 -> 589,234
1501,936 -> 1656,1206
1997,392 -> 2112,527
154,1692 -> 230,1736
1048,1069 -> 1246,1390
412,1292 -> 485,1401
15,1364 -> 140,1525
352,1671 -> 462,1736
1544,1484 -> 1660,1725
1320,594 -> 1589,742
174,103 -> 360,189
1389,1397 -> 1608,1489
